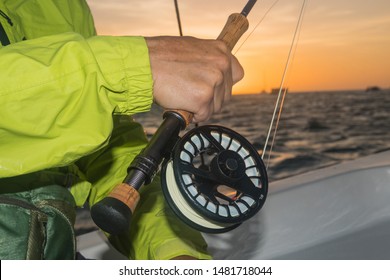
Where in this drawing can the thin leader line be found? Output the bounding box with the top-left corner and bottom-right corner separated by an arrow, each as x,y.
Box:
262,0 -> 308,166
234,0 -> 280,55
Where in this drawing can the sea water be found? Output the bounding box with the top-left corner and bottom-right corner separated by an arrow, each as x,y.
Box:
75,89 -> 390,234
135,89 -> 390,181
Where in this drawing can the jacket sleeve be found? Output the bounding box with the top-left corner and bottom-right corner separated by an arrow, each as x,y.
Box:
0,33 -> 153,178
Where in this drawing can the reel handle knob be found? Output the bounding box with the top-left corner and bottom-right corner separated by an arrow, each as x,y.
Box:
90,183 -> 140,235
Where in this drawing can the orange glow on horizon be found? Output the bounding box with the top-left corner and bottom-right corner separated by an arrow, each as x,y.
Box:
87,0 -> 390,94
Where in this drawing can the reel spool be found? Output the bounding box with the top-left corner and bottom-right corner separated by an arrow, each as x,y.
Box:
161,125 -> 268,233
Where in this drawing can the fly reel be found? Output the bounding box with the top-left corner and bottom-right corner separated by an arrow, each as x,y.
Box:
161,125 -> 268,233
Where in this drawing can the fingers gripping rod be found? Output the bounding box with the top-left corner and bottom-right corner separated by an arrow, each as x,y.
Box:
91,1 -> 256,235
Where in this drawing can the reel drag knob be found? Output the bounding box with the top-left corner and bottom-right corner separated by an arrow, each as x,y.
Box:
161,125 -> 268,233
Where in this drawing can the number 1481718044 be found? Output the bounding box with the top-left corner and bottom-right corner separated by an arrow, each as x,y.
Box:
212,266 -> 272,276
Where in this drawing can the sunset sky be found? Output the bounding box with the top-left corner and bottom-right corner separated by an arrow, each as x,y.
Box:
86,0 -> 390,94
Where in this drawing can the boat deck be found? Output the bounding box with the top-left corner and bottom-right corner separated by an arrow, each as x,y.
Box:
205,150 -> 390,259
77,150 -> 390,259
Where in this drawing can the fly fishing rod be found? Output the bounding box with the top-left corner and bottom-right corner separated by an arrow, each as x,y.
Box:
91,0 -> 268,235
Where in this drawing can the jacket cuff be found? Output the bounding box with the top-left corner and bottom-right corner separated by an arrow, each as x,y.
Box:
87,36 -> 154,114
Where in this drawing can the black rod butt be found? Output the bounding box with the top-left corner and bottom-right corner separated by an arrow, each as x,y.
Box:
91,197 -> 133,235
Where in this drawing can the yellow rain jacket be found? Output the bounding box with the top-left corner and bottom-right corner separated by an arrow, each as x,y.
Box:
0,0 -> 210,260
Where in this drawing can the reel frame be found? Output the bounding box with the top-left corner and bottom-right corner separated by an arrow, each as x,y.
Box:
162,125 -> 268,233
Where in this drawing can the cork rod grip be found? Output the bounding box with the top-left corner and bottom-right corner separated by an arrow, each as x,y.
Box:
167,13 -> 249,127
218,13 -> 249,51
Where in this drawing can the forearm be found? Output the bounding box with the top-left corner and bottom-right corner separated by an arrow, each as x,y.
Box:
0,33 -> 153,178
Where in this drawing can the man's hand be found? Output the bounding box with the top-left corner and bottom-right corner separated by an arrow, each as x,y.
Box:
146,36 -> 244,123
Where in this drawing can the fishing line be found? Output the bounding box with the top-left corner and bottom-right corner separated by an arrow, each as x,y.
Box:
173,0 -> 307,168
234,0 -> 280,55
261,0 -> 308,168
